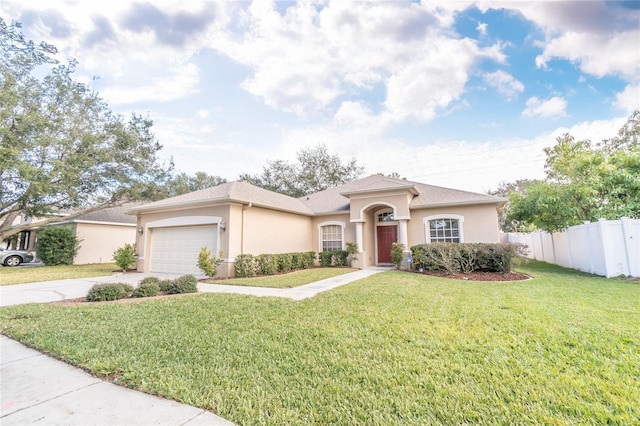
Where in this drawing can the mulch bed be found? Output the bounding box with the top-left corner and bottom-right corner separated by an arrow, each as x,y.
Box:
417,270 -> 531,281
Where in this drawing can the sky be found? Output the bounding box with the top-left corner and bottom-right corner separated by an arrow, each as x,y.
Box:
1,0 -> 638,194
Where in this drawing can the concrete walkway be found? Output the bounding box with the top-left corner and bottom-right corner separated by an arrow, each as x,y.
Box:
198,266 -> 391,300
0,267 -> 390,425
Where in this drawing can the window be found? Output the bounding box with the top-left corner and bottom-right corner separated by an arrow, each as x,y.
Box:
423,215 -> 464,243
429,218 -> 460,242
377,211 -> 395,222
321,224 -> 343,251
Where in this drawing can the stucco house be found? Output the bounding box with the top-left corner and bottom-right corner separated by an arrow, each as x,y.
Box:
5,205 -> 137,265
128,175 -> 506,277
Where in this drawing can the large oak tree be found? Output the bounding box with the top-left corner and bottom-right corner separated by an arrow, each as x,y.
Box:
239,144 -> 364,197
0,20 -> 171,241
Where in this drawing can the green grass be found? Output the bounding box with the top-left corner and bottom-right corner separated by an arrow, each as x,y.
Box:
209,267 -> 356,288
1,261 -> 638,425
0,263 -> 118,286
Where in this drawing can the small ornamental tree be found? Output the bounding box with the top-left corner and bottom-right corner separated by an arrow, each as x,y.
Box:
36,226 -> 79,265
197,247 -> 223,278
113,243 -> 137,271
391,242 -> 405,270
346,242 -> 359,267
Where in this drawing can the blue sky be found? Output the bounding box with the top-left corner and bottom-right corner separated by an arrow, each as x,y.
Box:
2,1 -> 638,193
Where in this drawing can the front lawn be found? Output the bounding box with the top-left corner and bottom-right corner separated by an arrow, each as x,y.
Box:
208,267 -> 355,288
1,261 -> 638,424
0,263 -> 118,286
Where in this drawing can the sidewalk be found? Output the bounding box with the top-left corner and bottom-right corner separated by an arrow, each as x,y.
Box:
0,335 -> 233,426
0,267 -> 390,425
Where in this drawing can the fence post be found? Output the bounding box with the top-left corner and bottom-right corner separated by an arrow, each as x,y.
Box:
585,221 -> 594,274
566,226 -> 573,269
598,218 -> 610,278
620,217 -> 632,277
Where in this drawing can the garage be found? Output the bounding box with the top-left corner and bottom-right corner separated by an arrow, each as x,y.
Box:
149,225 -> 217,275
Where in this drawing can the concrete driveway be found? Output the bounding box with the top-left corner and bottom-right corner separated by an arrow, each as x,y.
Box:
0,272 -> 183,307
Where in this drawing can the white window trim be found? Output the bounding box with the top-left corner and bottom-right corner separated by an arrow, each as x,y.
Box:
423,214 -> 464,243
318,221 -> 346,252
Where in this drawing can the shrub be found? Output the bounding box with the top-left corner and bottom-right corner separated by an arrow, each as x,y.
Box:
410,243 -> 528,274
332,250 -> 349,267
198,247 -> 223,278
391,242 -> 405,269
158,279 -> 174,293
234,254 -> 256,278
346,242 -> 359,267
290,252 -> 304,270
113,243 -> 137,271
132,281 -> 160,298
36,226 -> 79,266
139,276 -> 160,286
256,254 -> 278,275
166,275 -> 198,294
318,251 -> 333,267
276,253 -> 294,273
302,251 -> 316,268
86,283 -> 134,302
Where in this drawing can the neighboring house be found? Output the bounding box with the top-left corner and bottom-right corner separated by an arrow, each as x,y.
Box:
49,205 -> 138,264
128,175 -> 506,277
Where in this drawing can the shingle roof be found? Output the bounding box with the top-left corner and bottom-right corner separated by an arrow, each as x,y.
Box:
128,181 -> 314,215
128,176 -> 505,216
299,175 -> 505,214
71,204 -> 139,224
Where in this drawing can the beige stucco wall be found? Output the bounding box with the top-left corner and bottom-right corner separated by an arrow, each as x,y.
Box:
74,222 -> 136,264
407,204 -> 501,247
241,206 -> 313,255
310,213 -> 353,253
348,192 -> 413,221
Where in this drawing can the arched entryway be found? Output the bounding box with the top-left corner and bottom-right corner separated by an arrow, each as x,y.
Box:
375,208 -> 398,264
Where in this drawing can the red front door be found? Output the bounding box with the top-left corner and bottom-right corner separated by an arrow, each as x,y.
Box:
377,226 -> 397,264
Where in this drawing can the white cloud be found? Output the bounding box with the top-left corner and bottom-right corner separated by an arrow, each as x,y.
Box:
535,30 -> 640,80
522,96 -> 567,120
100,64 -> 200,105
476,21 -> 487,36
483,70 -> 524,100
613,84 -> 640,113
209,1 -> 505,121
197,109 -> 210,119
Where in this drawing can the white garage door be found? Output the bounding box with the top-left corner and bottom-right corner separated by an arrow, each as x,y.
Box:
149,225 -> 217,275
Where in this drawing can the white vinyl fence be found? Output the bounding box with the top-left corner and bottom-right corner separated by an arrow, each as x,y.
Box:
507,218 -> 640,278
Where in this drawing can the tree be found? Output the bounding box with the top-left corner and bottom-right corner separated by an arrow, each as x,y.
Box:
488,179 -> 541,232
0,19 -> 171,241
505,111 -> 640,233
239,145 -> 364,197
163,172 -> 226,197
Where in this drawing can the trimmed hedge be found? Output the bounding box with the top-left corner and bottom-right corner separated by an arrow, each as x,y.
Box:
87,283 -> 134,302
166,275 -> 198,294
410,243 -> 528,274
233,251 -> 317,278
85,275 -> 198,302
319,250 -> 348,267
132,281 -> 160,298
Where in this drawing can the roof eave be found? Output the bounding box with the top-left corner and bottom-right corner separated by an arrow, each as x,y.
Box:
340,184 -> 420,198
411,199 -> 506,209
127,196 -> 314,216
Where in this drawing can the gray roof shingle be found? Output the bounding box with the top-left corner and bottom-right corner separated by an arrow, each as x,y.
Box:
299,175 -> 505,213
128,181 -> 314,215
128,176 -> 505,216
